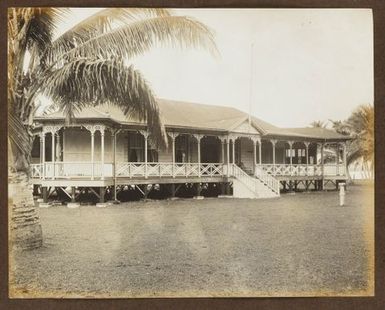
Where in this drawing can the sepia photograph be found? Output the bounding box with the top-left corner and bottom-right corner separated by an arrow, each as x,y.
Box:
7,7 -> 374,298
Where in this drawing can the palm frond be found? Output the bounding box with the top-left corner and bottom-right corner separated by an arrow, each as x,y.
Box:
26,8 -> 67,55
310,120 -> 327,128
54,15 -> 218,66
347,149 -> 364,167
44,8 -> 172,65
41,58 -> 167,148
8,111 -> 32,159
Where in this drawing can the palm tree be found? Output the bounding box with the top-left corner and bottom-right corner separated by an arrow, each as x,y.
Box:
309,120 -> 336,164
331,104 -> 374,180
310,120 -> 327,128
8,8 -> 217,250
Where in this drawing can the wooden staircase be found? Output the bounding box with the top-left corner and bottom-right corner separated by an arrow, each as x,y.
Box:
226,164 -> 280,199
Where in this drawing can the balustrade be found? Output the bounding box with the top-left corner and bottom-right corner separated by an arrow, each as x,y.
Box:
30,162 -> 345,180
259,164 -> 337,177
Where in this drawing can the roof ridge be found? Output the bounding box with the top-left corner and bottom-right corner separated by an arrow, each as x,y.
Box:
157,98 -> 241,112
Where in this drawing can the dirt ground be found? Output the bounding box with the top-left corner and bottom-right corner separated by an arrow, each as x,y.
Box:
10,182 -> 374,298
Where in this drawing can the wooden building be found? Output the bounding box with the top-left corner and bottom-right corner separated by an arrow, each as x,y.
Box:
30,99 -> 350,204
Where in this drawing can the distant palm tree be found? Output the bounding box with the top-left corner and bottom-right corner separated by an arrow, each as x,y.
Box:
331,104 -> 374,179
310,120 -> 327,128
310,120 -> 337,164
8,8 -> 217,249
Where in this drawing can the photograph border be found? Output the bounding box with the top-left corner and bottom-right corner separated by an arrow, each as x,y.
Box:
0,0 -> 384,309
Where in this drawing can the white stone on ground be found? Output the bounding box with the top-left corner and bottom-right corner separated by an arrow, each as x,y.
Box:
67,202 -> 80,208
38,202 -> 51,208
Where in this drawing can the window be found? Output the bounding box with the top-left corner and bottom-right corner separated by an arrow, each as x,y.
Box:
285,149 -> 295,157
129,132 -> 143,149
298,149 -> 306,157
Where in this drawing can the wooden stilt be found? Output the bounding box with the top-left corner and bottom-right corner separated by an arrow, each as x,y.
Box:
71,186 -> 76,202
170,184 -> 175,197
196,183 -> 202,197
143,185 -> 149,199
100,187 -> 105,203
221,183 -> 226,195
42,187 -> 48,203
226,182 -> 231,195
33,185 -> 39,196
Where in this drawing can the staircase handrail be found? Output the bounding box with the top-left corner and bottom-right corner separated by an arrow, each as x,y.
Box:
254,165 -> 280,194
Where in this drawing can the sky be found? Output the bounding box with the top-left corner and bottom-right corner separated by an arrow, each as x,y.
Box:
54,8 -> 373,128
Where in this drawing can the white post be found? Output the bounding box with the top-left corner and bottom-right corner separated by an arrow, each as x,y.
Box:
101,129 -> 105,180
172,136 -> 176,164
304,142 -> 310,176
232,139 -> 236,164
196,135 -> 202,177
91,130 -> 95,180
288,141 -> 293,175
343,142 -> 347,176
51,132 -> 55,180
221,139 -> 225,164
270,139 -> 276,175
339,183 -> 346,206
226,138 -> 230,177
258,139 -> 262,165
253,139 -> 257,175
112,130 -> 117,200
144,133 -> 148,179
41,133 -> 45,180
321,143 -> 325,189
336,143 -> 340,176
172,135 -> 176,177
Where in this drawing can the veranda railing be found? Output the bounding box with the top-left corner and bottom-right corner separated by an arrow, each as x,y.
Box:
259,164 -> 345,177
31,162 -> 224,179
30,162 -> 345,180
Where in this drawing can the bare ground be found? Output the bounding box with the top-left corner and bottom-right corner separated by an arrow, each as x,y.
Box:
10,182 -> 374,298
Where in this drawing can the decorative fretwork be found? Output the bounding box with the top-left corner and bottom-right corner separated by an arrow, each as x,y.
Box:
138,129 -> 149,138
84,124 -> 106,135
167,132 -> 180,141
42,124 -> 62,135
260,164 -> 325,177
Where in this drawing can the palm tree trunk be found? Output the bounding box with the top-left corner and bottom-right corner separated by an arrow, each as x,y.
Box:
9,171 -> 43,250
8,139 -> 42,251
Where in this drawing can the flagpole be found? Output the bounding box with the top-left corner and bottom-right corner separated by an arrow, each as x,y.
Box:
248,42 -> 254,131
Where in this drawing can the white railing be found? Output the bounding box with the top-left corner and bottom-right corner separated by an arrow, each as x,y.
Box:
324,164 -> 346,176
254,165 -> 280,194
225,164 -> 279,197
116,162 -> 223,178
31,162 -> 224,179
31,163 -> 43,178
259,164 -> 342,177
31,162 -> 113,179
225,164 -> 257,194
30,162 -> 346,180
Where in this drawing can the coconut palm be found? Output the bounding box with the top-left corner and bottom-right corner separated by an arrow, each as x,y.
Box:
310,120 -> 327,128
331,104 -> 374,179
309,120 -> 337,164
8,8 -> 217,250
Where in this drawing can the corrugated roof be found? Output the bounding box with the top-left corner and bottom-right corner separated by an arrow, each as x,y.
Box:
35,98 -> 350,141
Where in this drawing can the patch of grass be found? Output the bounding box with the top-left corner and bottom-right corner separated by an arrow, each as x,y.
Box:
10,182 -> 374,298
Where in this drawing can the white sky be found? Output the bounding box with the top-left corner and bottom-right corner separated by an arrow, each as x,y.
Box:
54,8 -> 373,128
